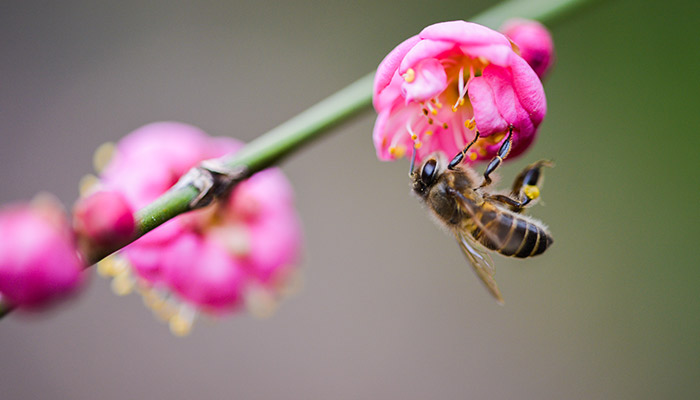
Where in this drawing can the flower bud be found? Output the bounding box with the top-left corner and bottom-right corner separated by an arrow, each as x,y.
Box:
0,195 -> 85,309
74,190 -> 136,246
501,19 -> 555,80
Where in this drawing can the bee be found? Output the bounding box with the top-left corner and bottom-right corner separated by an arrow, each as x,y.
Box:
410,126 -> 553,304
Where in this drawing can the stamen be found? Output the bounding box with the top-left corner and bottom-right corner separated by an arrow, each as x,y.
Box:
469,152 -> 478,161
452,66 -> 468,112
425,130 -> 433,136
442,123 -> 449,130
464,118 -> 476,130
169,304 -> 196,337
403,68 -> 415,83
111,270 -> 135,296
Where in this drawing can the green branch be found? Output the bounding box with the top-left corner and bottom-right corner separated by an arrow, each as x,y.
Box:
0,0 -> 600,318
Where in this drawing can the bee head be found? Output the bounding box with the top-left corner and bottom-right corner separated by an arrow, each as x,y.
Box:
411,154 -> 444,197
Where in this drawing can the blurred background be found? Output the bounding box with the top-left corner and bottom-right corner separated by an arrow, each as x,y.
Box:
1,0 -> 698,399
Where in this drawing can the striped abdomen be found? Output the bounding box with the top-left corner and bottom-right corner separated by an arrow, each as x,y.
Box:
471,207 -> 553,258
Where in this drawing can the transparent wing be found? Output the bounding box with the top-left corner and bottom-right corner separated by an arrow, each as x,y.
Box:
456,231 -> 504,305
447,187 -> 503,249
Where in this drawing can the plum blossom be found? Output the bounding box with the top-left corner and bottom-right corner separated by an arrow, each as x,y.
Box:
501,19 -> 555,79
0,194 -> 85,309
373,20 -> 547,165
91,122 -> 303,335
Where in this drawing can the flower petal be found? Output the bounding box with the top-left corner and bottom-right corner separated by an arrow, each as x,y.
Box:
400,58 -> 447,103
420,20 -> 511,49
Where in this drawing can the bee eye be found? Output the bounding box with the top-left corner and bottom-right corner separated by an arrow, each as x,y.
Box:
421,159 -> 438,185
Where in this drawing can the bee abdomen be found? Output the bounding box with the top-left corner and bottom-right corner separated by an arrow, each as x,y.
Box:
474,212 -> 552,258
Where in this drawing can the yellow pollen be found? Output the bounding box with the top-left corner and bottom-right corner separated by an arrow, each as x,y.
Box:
431,108 -> 438,115
464,119 -> 476,130
410,133 -> 418,141
489,132 -> 506,144
523,185 -> 540,200
403,68 -> 415,83
414,141 -> 423,149
169,314 -> 193,337
92,142 -> 115,174
111,272 -> 135,296
389,146 -> 406,158
442,123 -> 449,129
78,174 -> 99,197
469,152 -> 478,161
425,130 -> 433,136
478,147 -> 487,156
427,118 -> 434,125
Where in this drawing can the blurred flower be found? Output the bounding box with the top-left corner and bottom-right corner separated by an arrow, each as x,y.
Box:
92,122 -> 303,335
373,20 -> 547,164
0,194 -> 85,309
73,190 -> 135,246
501,19 -> 555,79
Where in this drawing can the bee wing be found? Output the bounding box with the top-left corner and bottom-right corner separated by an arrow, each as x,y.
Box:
456,231 -> 504,305
447,187 -> 504,249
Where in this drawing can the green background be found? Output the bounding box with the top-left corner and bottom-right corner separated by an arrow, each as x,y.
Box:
1,0 -> 698,399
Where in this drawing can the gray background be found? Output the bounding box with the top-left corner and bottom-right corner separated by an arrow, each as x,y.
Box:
1,0 -> 698,399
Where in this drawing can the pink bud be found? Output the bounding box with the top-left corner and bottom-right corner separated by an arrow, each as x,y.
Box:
74,190 -> 136,246
501,19 -> 555,80
0,196 -> 85,309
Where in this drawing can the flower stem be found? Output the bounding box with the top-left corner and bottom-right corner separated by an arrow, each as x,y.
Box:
0,0 -> 599,318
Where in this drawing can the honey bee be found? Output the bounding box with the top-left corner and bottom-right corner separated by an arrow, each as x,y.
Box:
410,126 -> 553,304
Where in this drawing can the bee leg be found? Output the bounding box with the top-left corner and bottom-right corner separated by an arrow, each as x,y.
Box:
508,160 -> 554,211
448,131 -> 480,170
479,125 -> 513,187
487,194 -> 530,213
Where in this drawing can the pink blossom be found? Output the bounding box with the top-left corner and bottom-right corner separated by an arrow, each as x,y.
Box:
73,190 -> 135,246
96,122 -> 303,333
0,195 -> 85,309
501,19 -> 555,79
373,20 -> 547,165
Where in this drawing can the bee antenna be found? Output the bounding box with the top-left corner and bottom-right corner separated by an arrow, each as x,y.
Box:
408,145 -> 418,176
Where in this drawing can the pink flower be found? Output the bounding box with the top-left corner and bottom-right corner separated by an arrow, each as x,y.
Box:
373,20 -> 547,165
95,122 -> 303,335
501,19 -> 555,79
0,195 -> 85,309
73,190 -> 136,246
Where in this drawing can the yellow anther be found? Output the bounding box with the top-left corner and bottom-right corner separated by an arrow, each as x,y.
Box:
97,259 -> 116,277
78,174 -> 99,197
431,108 -> 438,115
523,185 -> 540,200
410,133 -> 418,141
459,98 -> 465,106
92,142 -> 116,174
414,141 -> 423,149
111,272 -> 134,296
422,108 -> 429,116
489,132 -> 506,144
464,119 -> 476,130
427,118 -> 434,125
403,68 -> 415,83
389,146 -> 406,158
469,152 -> 478,161
425,130 -> 433,136
169,314 -> 193,337
478,147 -> 487,156
442,123 -> 449,129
